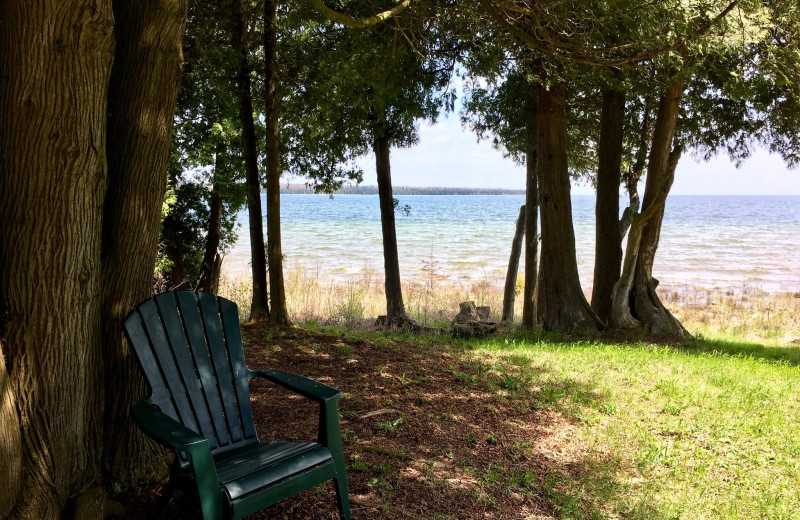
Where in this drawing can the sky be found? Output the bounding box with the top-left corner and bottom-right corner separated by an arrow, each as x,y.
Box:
350,110 -> 800,196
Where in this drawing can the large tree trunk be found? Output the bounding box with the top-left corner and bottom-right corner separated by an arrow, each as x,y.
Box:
502,205 -> 526,323
375,136 -> 408,323
231,0 -> 269,320
264,0 -> 291,326
0,338 -> 21,516
630,73 -> 689,337
610,158 -> 675,330
101,0 -> 188,489
0,1 -> 114,517
535,83 -> 601,333
521,95 -> 539,328
591,87 -> 626,325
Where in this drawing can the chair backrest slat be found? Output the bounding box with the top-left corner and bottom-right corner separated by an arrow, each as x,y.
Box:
198,292 -> 245,444
174,291 -> 233,448
125,311 -> 178,419
125,291 -> 261,452
155,293 -> 220,449
138,298 -> 203,436
219,298 -> 256,440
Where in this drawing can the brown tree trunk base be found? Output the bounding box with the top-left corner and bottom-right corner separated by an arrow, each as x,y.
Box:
0,340 -> 21,514
632,279 -> 691,337
535,83 -> 601,334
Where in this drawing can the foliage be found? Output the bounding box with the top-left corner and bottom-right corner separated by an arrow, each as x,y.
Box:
279,0 -> 461,193
160,0 -> 250,285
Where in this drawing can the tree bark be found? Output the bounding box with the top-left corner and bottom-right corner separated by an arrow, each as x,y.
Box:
198,182 -> 223,293
231,0 -> 269,320
591,87 -> 626,325
610,179 -> 671,330
535,83 -> 601,333
630,73 -> 689,337
619,96 -> 651,238
0,1 -> 114,517
164,243 -> 189,288
0,338 -> 21,516
101,0 -> 188,489
502,205 -> 526,323
521,94 -> 539,328
375,136 -> 408,323
264,0 -> 291,326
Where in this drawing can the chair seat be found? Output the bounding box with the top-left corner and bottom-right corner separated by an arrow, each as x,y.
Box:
216,441 -> 334,501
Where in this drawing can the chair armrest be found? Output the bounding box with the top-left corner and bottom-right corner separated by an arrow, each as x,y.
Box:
249,369 -> 341,404
250,370 -> 344,450
132,399 -> 207,452
132,400 -> 224,519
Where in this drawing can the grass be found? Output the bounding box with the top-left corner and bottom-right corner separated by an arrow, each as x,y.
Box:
124,320 -> 800,519
212,265 -> 800,518
464,331 -> 800,519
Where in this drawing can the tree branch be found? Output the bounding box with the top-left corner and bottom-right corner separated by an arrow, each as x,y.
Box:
308,0 -> 411,29
478,0 -> 741,66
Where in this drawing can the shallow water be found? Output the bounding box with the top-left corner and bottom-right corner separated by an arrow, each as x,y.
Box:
223,194 -> 800,293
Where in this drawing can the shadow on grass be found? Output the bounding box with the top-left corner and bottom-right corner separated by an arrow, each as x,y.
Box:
503,325 -> 800,368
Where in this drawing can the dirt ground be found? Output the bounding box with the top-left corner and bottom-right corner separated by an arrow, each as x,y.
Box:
116,324 -> 597,520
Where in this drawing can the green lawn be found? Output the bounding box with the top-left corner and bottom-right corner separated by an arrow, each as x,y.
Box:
467,331 -> 800,519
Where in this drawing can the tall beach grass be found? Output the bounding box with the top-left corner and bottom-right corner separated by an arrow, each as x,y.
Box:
217,262 -> 800,343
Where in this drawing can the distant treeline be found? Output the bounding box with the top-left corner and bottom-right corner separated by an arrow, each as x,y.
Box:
280,184 -> 525,195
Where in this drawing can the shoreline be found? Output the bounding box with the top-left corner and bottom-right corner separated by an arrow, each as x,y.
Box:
216,266 -> 800,345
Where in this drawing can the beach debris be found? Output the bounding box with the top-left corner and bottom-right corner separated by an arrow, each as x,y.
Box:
451,301 -> 497,338
376,315 -> 422,332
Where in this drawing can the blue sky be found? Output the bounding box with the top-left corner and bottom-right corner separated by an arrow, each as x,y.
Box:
353,110 -> 800,196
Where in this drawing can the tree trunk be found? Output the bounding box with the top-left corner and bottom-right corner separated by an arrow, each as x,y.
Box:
164,243 -> 189,288
535,83 -> 601,333
0,1 -> 114,516
230,0 -> 269,320
591,87 -> 626,325
521,94 -> 539,328
610,179 -> 671,330
619,96 -> 651,238
0,338 -> 21,516
502,205 -> 526,323
375,136 -> 408,323
199,144 -> 225,293
198,182 -> 223,293
263,0 -> 291,326
630,73 -> 689,337
101,0 -> 188,489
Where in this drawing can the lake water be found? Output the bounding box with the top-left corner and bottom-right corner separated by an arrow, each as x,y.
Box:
223,195 -> 800,293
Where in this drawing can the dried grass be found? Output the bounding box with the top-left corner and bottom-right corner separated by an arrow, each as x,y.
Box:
218,265 -> 800,344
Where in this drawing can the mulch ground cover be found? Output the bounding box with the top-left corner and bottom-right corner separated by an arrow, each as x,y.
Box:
116,324 -> 596,520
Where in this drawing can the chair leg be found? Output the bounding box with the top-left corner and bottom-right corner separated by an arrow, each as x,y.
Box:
332,467 -> 351,520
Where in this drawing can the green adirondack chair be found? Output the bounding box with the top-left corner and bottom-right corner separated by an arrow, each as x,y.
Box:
124,291 -> 350,520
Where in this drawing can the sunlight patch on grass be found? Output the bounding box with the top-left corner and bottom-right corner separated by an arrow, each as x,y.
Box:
469,335 -> 800,519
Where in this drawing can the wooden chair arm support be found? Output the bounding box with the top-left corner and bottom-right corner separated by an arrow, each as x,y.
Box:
132,400 -> 224,519
249,370 -> 345,449
133,399 -> 207,451
249,369 -> 341,404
